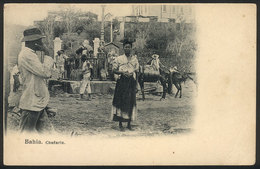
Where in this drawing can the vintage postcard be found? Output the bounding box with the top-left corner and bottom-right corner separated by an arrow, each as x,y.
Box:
3,3 -> 256,165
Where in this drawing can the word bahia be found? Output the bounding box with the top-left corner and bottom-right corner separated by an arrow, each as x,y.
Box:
25,139 -> 65,144
25,139 -> 43,144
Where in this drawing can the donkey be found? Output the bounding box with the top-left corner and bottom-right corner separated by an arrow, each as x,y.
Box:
138,65 -> 171,101
170,72 -> 196,98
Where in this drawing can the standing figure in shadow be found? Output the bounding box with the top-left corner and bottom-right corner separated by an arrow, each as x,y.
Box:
111,38 -> 139,131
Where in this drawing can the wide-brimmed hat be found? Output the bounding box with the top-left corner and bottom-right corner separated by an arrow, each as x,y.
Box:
21,27 -> 46,42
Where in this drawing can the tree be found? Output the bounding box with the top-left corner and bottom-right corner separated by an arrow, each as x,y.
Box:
54,23 -> 66,37
83,21 -> 101,45
35,16 -> 55,57
59,8 -> 82,33
35,8 -> 100,57
120,16 -> 196,70
132,23 -> 149,55
166,15 -> 196,70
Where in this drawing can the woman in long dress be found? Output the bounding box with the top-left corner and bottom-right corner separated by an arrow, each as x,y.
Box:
111,39 -> 139,131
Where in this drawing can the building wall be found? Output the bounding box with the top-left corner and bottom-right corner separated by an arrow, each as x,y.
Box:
132,5 -> 161,17
132,5 -> 195,23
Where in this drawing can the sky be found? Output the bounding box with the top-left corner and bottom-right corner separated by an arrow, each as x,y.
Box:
4,4 -> 133,26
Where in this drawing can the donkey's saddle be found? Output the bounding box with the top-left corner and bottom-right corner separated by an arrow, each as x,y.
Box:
143,65 -> 160,75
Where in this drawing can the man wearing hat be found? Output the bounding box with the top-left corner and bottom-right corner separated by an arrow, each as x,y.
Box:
18,27 -> 54,133
150,53 -> 160,72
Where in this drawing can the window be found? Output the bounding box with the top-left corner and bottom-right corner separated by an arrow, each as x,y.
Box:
162,5 -> 166,12
172,6 -> 175,13
139,6 -> 142,15
189,7 -> 192,15
180,7 -> 183,13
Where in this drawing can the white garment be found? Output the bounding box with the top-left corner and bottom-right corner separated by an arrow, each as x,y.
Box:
79,61 -> 92,94
18,47 -> 54,111
112,54 -> 139,80
79,73 -> 91,94
151,58 -> 160,71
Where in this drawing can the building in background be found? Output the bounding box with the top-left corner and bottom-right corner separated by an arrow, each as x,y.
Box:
113,5 -> 195,41
34,11 -> 98,25
132,5 -> 195,23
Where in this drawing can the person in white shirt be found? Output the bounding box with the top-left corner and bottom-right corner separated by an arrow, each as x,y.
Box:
150,54 -> 160,72
55,49 -> 68,79
18,27 -> 54,133
79,55 -> 92,100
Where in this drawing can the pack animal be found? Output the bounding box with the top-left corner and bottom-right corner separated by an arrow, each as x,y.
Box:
138,65 -> 171,101
171,72 -> 196,98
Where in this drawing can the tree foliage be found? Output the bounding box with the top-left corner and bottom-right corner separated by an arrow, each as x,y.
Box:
165,15 -> 197,70
123,15 -> 196,72
35,8 -> 119,58
34,8 -> 196,72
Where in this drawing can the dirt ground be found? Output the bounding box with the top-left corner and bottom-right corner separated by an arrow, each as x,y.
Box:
7,80 -> 197,137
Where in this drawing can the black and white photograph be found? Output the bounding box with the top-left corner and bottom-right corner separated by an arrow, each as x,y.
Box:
3,3 -> 256,165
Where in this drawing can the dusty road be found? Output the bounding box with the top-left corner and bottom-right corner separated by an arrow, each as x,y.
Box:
7,80 -> 197,137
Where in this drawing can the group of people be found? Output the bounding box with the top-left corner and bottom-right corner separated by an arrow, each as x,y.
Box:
53,40 -> 94,100
53,39 -> 94,80
12,27 -> 140,133
12,27 -> 180,134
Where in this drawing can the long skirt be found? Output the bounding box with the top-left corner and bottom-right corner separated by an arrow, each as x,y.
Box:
111,75 -> 137,122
